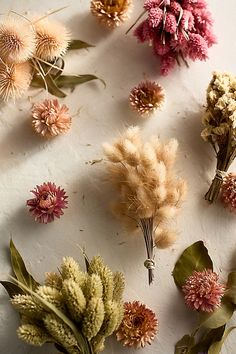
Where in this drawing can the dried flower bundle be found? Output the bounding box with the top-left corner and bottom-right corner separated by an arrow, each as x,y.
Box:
173,241 -> 236,354
91,0 -> 132,28
221,173 -> 236,212
116,301 -> 158,348
0,13 -> 101,101
32,99 -> 72,138
103,126 -> 186,284
1,241 -> 125,354
26,182 -> 68,223
131,0 -> 216,75
201,72 -> 236,203
129,80 -> 165,116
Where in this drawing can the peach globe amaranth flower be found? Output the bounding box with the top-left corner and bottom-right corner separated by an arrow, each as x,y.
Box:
129,80 -> 165,116
0,17 -> 36,63
26,182 -> 68,224
0,61 -> 32,101
182,269 -> 225,313
31,99 -> 72,138
116,301 -> 158,348
34,18 -> 70,61
221,173 -> 236,212
90,0 -> 132,28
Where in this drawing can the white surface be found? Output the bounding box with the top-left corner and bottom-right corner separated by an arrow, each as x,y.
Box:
0,1 -> 236,353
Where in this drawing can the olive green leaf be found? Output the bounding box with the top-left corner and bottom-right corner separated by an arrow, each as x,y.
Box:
173,241 -> 213,288
30,75 -> 66,98
10,239 -> 39,291
68,40 -> 95,50
208,326 -> 236,354
225,271 -> 236,304
199,298 -> 234,329
55,75 -> 105,89
175,334 -> 195,354
0,281 -> 24,298
189,326 -> 225,354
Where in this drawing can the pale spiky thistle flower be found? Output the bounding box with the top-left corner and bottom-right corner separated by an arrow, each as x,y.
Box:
90,0 -> 132,28
34,18 -> 70,61
31,99 -> 72,138
116,301 -> 158,348
0,61 -> 32,101
0,17 -> 36,63
129,80 -> 165,116
182,269 -> 225,312
103,126 -> 187,284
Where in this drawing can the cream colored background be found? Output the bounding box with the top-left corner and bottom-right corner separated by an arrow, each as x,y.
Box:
0,0 -> 236,353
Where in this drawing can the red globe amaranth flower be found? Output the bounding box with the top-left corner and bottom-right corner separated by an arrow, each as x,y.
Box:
221,173 -> 236,212
182,269 -> 225,312
116,301 -> 158,348
134,0 -> 216,75
26,182 -> 68,224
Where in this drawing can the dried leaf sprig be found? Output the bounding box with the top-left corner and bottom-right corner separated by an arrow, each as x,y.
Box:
173,241 -> 236,354
103,126 -> 187,284
201,72 -> 236,203
1,240 -> 125,354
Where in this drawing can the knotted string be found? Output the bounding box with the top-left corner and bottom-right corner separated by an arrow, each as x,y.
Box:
215,169 -> 227,181
144,259 -> 155,270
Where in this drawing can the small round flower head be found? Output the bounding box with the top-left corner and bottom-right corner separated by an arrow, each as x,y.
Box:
0,61 -> 32,101
129,80 -> 165,116
182,269 -> 225,312
31,99 -> 72,138
26,182 -> 68,224
0,17 -> 36,63
34,18 -> 70,61
116,301 -> 158,348
221,173 -> 236,212
90,0 -> 132,28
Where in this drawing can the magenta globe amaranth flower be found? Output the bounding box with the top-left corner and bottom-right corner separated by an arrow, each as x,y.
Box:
26,182 -> 68,224
221,173 -> 236,212
182,269 -> 225,312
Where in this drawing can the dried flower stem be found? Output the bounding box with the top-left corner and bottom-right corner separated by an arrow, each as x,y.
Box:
140,218 -> 154,284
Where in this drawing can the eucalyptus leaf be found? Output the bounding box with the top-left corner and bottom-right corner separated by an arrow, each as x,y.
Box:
189,326 -> 225,354
56,74 -> 105,89
68,39 -> 94,50
208,326 -> 236,354
173,241 -> 213,288
225,271 -> 236,304
0,281 -> 24,298
175,334 -> 195,354
10,239 -> 39,291
45,74 -> 67,98
199,298 -> 234,329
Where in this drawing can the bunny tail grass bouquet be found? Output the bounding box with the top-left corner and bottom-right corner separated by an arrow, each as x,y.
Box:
201,72 -> 236,203
103,126 -> 187,284
1,240 -> 125,354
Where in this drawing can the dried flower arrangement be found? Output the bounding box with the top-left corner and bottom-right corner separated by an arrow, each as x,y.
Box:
116,301 -> 158,348
0,12 -> 101,101
129,80 -> 165,117
26,182 -> 68,224
90,0 -> 132,28
103,126 -> 187,284
173,241 -> 236,354
129,0 -> 216,75
1,240 -> 125,354
201,72 -> 236,203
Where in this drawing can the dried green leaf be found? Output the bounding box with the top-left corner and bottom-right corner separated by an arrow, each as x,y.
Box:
56,75 -> 105,89
10,239 -> 39,291
0,281 -> 24,298
54,343 -> 69,353
208,326 -> 236,354
172,241 -> 213,288
175,334 -> 195,354
199,298 -> 234,329
68,39 -> 95,50
30,74 -> 66,98
189,326 -> 225,354
225,271 -> 236,304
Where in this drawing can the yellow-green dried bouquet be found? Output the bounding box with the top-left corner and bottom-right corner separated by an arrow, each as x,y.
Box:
1,240 -> 125,354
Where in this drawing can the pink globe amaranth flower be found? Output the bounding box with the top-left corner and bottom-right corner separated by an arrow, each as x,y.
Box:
26,182 -> 68,224
187,33 -> 208,60
144,0 -> 161,10
160,53 -> 177,75
134,20 -> 153,43
164,13 -> 177,34
182,269 -> 225,313
221,173 -> 236,212
169,1 -> 182,16
153,37 -> 171,55
181,10 -> 194,31
148,7 -> 163,28
170,32 -> 188,51
193,8 -> 213,29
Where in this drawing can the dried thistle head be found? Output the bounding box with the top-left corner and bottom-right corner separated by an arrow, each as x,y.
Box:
34,18 -> 70,61
129,80 -> 165,116
0,61 -> 32,101
91,0 -> 132,28
0,17 -> 36,63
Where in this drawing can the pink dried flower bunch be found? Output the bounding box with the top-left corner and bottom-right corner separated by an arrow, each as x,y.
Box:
134,0 -> 216,75
26,182 -> 68,224
221,173 -> 236,212
182,269 -> 225,312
